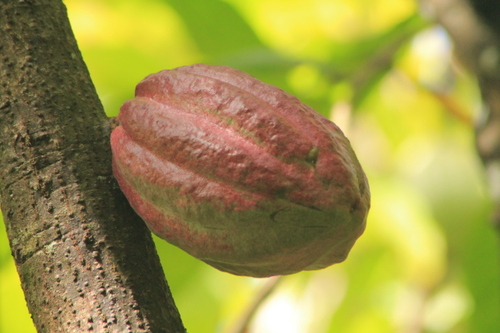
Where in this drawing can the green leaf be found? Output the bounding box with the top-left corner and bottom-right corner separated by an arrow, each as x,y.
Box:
163,0 -> 264,58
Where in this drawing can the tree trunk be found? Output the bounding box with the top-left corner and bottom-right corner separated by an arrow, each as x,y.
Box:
0,0 -> 186,332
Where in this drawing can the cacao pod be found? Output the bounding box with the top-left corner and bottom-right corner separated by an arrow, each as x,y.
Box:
110,64 -> 370,277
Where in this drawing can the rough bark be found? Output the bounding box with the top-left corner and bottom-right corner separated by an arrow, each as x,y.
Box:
422,0 -> 500,229
0,0 -> 186,332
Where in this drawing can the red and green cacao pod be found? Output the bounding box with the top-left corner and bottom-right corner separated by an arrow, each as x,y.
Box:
110,64 -> 370,277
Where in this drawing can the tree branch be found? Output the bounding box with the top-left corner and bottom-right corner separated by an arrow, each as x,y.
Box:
422,0 -> 500,229
0,0 -> 185,332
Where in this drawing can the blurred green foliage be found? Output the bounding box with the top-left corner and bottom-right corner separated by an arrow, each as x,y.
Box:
1,0 -> 499,332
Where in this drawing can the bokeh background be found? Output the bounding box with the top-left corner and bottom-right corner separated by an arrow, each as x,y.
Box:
1,0 -> 499,332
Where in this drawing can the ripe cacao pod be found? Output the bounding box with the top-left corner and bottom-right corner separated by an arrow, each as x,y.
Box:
110,64 -> 370,277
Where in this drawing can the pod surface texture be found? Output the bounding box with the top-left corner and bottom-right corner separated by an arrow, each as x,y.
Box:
110,64 -> 370,277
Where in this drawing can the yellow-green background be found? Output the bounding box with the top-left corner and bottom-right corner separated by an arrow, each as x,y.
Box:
1,0 -> 499,332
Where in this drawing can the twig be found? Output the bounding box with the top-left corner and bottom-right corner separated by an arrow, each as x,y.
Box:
226,276 -> 283,333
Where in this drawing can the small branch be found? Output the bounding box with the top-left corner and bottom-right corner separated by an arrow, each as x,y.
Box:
432,92 -> 473,125
226,276 -> 283,333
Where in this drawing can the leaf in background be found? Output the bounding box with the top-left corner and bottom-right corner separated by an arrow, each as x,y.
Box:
326,13 -> 429,108
163,0 -> 264,58
161,0 -> 301,98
